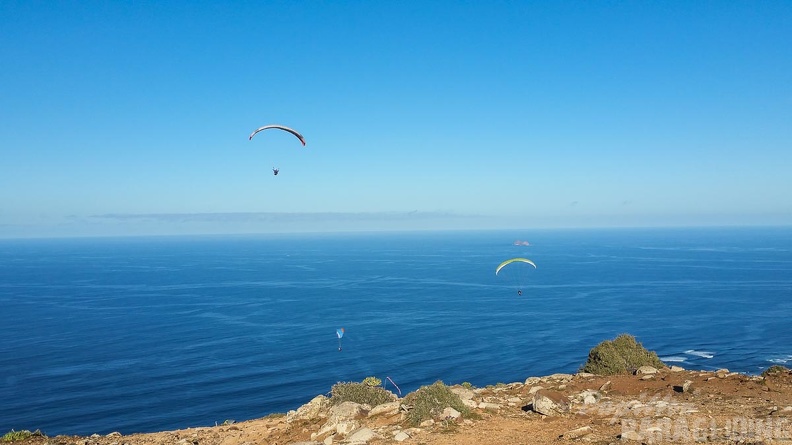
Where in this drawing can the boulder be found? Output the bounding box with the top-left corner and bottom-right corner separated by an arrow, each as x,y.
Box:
478,402 -> 501,410
576,389 -> 601,404
315,402 -> 367,438
329,401 -> 367,420
440,407 -> 462,421
620,430 -> 644,441
560,426 -> 592,440
635,366 -> 658,375
345,427 -> 378,444
287,395 -> 330,423
393,430 -> 410,442
335,421 -> 357,435
532,389 -> 570,416
525,376 -> 541,385
367,401 -> 400,418
673,380 -> 693,393
543,373 -> 574,383
450,386 -> 475,401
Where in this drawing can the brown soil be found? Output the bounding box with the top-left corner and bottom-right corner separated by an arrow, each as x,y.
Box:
12,368 -> 792,445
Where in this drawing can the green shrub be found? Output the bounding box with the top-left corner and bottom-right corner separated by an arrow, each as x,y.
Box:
580,333 -> 665,375
2,430 -> 43,442
403,381 -> 470,426
761,364 -> 790,377
330,381 -> 396,406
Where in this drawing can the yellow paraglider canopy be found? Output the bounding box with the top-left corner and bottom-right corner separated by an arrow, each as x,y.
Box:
495,257 -> 536,275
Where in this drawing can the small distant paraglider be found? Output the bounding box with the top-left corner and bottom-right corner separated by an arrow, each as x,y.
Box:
496,257 -> 537,296
248,124 -> 306,175
385,376 -> 402,396
336,328 -> 345,351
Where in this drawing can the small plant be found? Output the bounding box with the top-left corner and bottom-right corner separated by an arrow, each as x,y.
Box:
460,382 -> 473,389
362,376 -> 382,387
762,364 -> 790,377
2,429 -> 43,442
330,381 -> 396,406
580,333 -> 665,375
403,380 -> 470,426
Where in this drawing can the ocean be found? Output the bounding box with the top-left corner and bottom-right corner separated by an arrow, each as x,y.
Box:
1,227 -> 791,435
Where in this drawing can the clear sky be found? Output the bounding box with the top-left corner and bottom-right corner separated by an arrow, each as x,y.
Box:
2,1 -> 791,238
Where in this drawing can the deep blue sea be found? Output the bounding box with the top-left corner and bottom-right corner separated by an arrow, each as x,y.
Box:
1,228 -> 791,436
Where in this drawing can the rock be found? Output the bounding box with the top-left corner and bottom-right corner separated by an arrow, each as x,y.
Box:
715,368 -> 729,378
462,399 -> 478,409
640,374 -> 655,380
478,402 -> 501,410
106,432 -> 122,438
532,389 -> 570,416
560,426 -> 593,440
393,431 -> 410,442
345,427 -> 377,444
315,402 -> 367,438
599,380 -> 612,392
670,365 -> 685,372
525,376 -> 541,385
635,365 -> 658,375
367,401 -> 400,418
576,389 -> 601,404
450,386 -> 475,401
528,385 -> 544,395
440,407 -> 462,421
673,380 -> 693,393
420,419 -> 434,427
330,401 -> 367,420
576,372 -> 596,378
287,395 -> 330,423
323,436 -> 333,445
619,430 -> 644,441
544,373 -> 574,383
335,421 -> 357,435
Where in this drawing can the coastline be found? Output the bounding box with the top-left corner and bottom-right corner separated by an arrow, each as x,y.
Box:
8,366 -> 792,445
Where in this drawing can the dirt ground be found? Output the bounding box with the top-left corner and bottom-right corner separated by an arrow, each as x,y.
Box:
12,368 -> 792,445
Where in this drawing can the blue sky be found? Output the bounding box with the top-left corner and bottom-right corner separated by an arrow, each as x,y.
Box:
2,1 -> 791,237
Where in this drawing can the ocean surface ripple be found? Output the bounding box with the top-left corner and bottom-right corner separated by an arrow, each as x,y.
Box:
1,227 -> 790,435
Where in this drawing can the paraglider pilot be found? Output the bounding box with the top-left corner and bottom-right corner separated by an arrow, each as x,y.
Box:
272,167 -> 279,176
